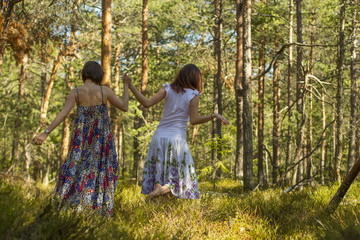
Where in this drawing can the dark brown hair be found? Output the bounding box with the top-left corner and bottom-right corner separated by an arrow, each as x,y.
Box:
170,64 -> 203,94
81,61 -> 104,85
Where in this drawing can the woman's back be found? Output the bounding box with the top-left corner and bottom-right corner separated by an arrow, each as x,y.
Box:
76,84 -> 105,106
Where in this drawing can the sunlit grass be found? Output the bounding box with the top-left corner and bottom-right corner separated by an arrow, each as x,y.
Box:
1,176 -> 360,239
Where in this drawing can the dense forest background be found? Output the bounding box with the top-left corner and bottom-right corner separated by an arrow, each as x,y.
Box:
1,0 -> 360,202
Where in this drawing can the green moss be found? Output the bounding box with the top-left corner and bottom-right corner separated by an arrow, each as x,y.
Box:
1,177 -> 360,239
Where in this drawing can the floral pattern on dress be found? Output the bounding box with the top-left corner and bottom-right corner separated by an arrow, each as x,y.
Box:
141,135 -> 200,199
54,102 -> 118,215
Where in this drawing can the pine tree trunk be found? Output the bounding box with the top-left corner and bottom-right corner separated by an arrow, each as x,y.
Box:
321,88 -> 326,185
285,0 -> 294,186
334,0 -> 345,182
257,24 -> 265,186
135,0 -> 149,185
11,52 -> 28,172
347,9 -> 357,173
307,11 -> 315,179
101,0 -> 112,87
326,158 -> 360,214
292,0 -> 306,186
272,34 -> 281,184
243,0 -> 254,191
235,0 -> 244,180
40,51 -> 65,123
212,0 -> 223,184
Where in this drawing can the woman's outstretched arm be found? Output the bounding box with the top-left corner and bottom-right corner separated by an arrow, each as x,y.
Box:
129,82 -> 166,108
34,89 -> 77,145
106,75 -> 130,111
189,95 -> 229,125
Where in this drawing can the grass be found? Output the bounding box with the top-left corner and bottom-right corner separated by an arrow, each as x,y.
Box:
1,176 -> 360,239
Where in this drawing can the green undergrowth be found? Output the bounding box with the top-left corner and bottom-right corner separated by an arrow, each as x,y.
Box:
1,176 -> 360,239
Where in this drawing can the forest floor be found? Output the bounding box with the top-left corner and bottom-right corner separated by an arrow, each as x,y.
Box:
1,175 -> 360,240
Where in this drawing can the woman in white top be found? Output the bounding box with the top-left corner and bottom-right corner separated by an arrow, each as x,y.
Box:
129,64 -> 229,199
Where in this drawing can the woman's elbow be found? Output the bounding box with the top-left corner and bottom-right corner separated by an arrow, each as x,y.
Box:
122,105 -> 129,112
143,103 -> 151,109
190,120 -> 198,125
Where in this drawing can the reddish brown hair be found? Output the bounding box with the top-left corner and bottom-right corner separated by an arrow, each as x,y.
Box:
170,64 -> 203,94
81,61 -> 104,85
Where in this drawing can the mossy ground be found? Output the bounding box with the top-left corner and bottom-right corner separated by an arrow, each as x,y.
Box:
1,176 -> 360,239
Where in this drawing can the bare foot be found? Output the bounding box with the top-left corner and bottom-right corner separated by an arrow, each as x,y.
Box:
152,185 -> 170,198
148,184 -> 161,198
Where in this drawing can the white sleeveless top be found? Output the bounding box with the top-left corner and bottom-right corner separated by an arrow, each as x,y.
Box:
156,83 -> 200,133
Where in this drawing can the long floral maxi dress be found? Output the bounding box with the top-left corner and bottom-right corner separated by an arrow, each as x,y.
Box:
141,83 -> 200,199
54,86 -> 118,215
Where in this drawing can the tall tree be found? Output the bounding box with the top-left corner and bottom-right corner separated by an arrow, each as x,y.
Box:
212,0 -> 223,180
285,0 -> 294,185
307,10 -> 315,179
243,0 -> 254,190
347,7 -> 357,173
101,0 -> 112,87
234,0 -> 244,180
272,33 -> 281,184
134,0 -> 149,185
257,0 -> 265,186
292,0 -> 306,186
334,0 -> 345,182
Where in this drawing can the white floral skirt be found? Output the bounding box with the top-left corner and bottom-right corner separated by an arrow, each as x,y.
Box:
141,128 -> 200,199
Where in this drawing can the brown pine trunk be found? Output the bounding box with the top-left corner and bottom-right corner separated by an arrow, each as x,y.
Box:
326,158 -> 360,214
235,0 -> 244,179
101,0 -> 112,87
292,0 -> 306,186
243,0 -> 254,191
257,24 -> 265,186
307,11 -> 315,179
40,50 -> 65,123
334,0 -> 346,182
212,0 -> 223,185
285,0 -> 294,185
272,34 -> 281,184
347,9 -> 357,173
11,52 -> 28,171
135,0 -> 149,185
321,88 -> 326,185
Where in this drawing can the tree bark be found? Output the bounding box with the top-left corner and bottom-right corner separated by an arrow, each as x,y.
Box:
285,0 -> 294,186
321,87 -> 326,185
347,9 -> 357,173
234,0 -> 244,179
257,19 -> 265,186
307,11 -> 315,179
11,51 -> 28,172
243,0 -> 254,191
292,0 -> 306,186
101,0 -> 112,87
212,0 -> 223,185
40,50 -> 65,123
325,158 -> 360,214
135,0 -> 149,185
334,0 -> 345,182
272,34 -> 281,184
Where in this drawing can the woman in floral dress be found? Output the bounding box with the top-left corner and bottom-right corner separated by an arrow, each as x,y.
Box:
34,61 -> 130,215
128,64 -> 229,199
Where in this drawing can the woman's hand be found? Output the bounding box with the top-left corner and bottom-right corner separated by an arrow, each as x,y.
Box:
215,113 -> 229,125
34,132 -> 49,145
123,74 -> 132,85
